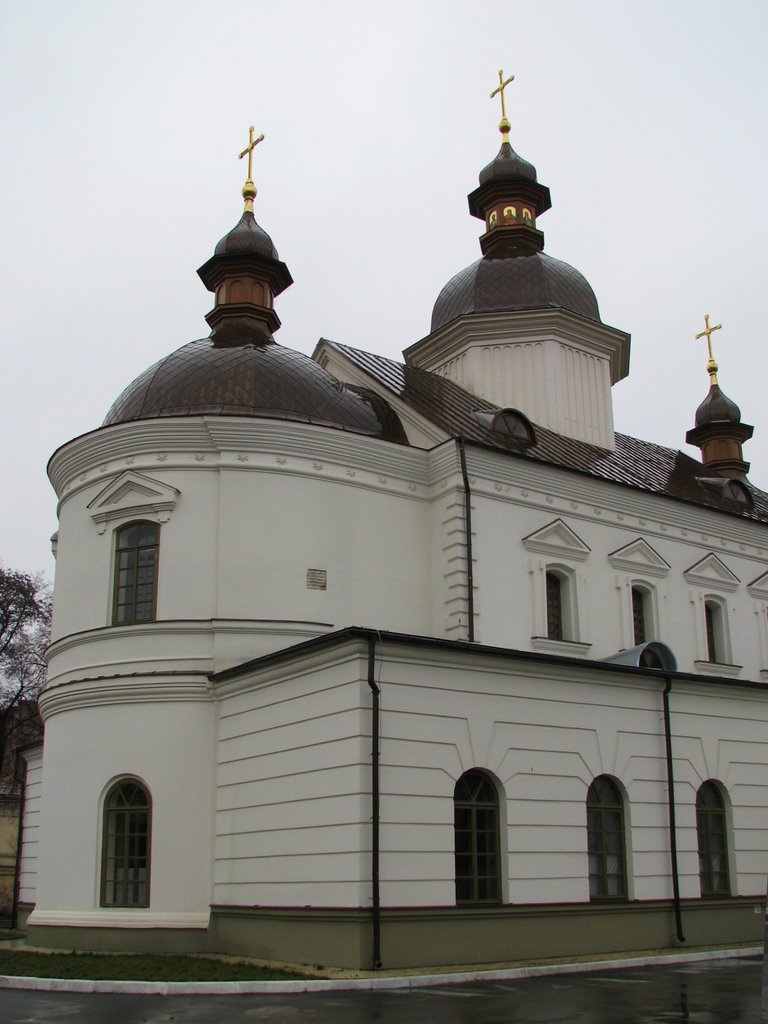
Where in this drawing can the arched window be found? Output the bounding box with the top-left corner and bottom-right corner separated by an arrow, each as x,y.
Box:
488,210 -> 498,229
546,571 -> 564,640
101,780 -> 151,907
503,205 -> 517,223
696,781 -> 730,896
587,776 -> 627,900
704,598 -> 728,664
522,207 -> 533,224
113,522 -> 159,624
454,770 -> 501,904
631,585 -> 650,645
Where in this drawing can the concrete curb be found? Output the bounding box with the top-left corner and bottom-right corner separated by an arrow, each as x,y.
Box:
0,945 -> 761,995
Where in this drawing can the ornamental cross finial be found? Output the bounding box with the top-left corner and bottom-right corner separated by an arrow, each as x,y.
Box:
694,313 -> 723,386
238,126 -> 265,212
490,69 -> 515,141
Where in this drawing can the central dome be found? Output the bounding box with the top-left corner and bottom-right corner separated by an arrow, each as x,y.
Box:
103,338 -> 407,442
431,251 -> 601,332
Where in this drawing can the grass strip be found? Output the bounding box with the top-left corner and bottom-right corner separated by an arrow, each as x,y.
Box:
0,949 -> 308,982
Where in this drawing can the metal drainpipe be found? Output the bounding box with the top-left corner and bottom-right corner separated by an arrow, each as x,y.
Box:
662,677 -> 685,942
367,636 -> 382,968
457,439 -> 475,643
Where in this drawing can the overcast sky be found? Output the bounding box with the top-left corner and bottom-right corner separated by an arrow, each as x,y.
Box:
2,0 -> 767,579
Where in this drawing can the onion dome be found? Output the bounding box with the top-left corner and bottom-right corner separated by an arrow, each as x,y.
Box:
686,317 -> 753,478
693,383 -> 742,428
431,78 -> 598,333
477,140 -> 539,185
102,128 -> 407,445
213,210 -> 279,259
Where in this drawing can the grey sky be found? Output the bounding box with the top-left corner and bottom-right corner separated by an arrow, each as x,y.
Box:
2,0 -> 766,578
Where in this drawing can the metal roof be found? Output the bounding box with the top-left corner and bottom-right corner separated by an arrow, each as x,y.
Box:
328,341 -> 768,524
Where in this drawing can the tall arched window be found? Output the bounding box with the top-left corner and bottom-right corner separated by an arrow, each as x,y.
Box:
696,781 -> 730,896
113,522 -> 159,624
546,571 -> 564,640
631,586 -> 649,645
586,776 -> 627,900
101,780 -> 152,907
704,599 -> 724,663
454,770 -> 501,904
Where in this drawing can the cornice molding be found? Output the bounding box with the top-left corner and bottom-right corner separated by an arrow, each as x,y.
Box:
40,676 -> 214,718
463,445 -> 768,559
404,307 -> 631,385
49,418 -> 430,503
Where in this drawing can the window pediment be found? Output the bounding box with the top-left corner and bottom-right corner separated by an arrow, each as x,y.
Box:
608,538 -> 670,578
747,570 -> 768,601
683,553 -> 740,593
88,471 -> 180,534
523,519 -> 590,562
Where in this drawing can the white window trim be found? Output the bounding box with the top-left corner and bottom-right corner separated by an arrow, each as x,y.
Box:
529,558 -> 591,654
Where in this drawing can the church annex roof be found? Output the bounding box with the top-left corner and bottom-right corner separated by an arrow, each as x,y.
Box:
325,342 -> 768,524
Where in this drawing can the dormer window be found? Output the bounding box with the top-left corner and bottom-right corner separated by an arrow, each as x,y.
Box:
722,479 -> 751,506
474,408 -> 535,445
698,476 -> 753,509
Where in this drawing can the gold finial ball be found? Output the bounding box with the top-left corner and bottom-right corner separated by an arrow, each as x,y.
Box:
242,180 -> 257,201
499,116 -> 511,135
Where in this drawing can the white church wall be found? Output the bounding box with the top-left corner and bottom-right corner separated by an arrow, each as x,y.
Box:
215,462 -> 431,635
369,643 -> 768,909
17,747 -> 43,908
664,683 -> 768,900
458,445 -> 768,676
29,694 -> 214,929
214,649 -> 373,908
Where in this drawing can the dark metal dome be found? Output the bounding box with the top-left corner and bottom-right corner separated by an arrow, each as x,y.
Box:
694,384 -> 742,427
431,251 -> 601,332
103,338 -> 407,442
478,140 -> 538,185
214,211 -> 278,260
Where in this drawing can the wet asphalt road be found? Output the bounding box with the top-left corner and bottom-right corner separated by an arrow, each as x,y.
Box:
0,957 -> 762,1023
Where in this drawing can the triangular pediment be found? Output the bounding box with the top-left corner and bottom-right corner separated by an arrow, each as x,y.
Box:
748,570 -> 768,601
608,538 -> 670,578
88,471 -> 180,534
522,519 -> 590,561
683,552 -> 740,593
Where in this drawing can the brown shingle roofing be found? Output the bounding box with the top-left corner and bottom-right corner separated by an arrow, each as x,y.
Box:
326,341 -> 768,525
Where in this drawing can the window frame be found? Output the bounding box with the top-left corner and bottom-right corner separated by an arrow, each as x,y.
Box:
100,778 -> 152,908
545,567 -> 576,642
630,583 -> 655,646
454,769 -> 502,905
696,780 -> 731,897
703,596 -> 729,664
112,520 -> 160,626
586,775 -> 628,901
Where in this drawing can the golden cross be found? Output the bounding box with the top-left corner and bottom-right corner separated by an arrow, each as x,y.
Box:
238,126 -> 265,183
694,313 -> 723,385
238,127 -> 265,212
490,69 -> 514,139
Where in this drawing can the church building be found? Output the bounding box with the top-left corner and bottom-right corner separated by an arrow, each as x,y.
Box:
17,84 -> 768,970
